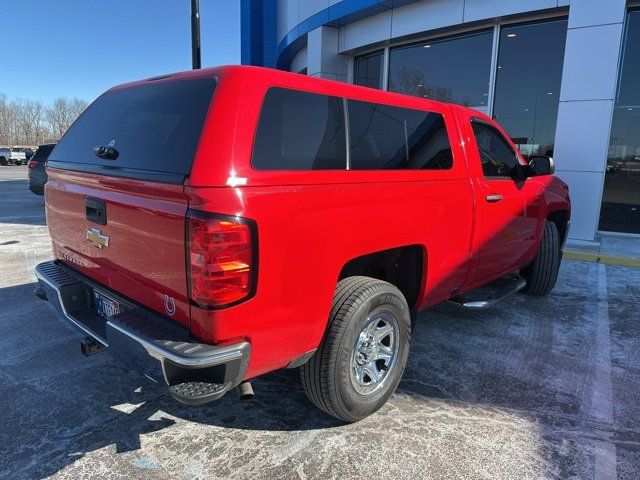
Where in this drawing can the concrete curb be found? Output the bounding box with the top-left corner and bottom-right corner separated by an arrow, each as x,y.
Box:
564,250 -> 640,268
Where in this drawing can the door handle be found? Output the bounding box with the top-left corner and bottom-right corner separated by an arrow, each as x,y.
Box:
86,197 -> 107,225
485,194 -> 503,203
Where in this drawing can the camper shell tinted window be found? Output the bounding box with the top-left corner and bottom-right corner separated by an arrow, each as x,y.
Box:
48,78 -> 216,182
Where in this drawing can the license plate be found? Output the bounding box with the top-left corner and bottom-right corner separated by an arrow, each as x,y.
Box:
94,291 -> 120,319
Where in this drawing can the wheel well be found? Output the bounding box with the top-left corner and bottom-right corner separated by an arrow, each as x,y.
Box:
547,210 -> 569,245
338,245 -> 424,308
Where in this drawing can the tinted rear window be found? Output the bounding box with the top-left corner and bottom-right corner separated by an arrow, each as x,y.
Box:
49,78 -> 216,179
252,88 -> 346,170
348,100 -> 453,170
33,144 -> 55,161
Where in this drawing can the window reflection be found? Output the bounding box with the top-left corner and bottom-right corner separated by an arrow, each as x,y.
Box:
472,121 -> 520,178
252,88 -> 346,170
347,100 -> 453,170
354,51 -> 384,89
492,19 -> 567,158
600,9 -> 640,234
388,31 -> 493,109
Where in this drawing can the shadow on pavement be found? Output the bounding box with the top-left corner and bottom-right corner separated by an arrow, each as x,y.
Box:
2,265 -> 638,479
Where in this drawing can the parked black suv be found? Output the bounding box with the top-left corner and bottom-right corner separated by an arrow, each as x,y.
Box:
27,143 -> 56,195
23,148 -> 35,163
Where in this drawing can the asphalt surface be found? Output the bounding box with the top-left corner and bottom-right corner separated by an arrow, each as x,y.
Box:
1,166 -> 639,479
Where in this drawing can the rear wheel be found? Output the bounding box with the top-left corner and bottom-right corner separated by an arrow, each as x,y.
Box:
521,220 -> 560,295
0,157 -> 7,166
300,276 -> 411,422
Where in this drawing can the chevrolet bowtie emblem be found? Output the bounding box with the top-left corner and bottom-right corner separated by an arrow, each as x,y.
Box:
86,227 -> 110,249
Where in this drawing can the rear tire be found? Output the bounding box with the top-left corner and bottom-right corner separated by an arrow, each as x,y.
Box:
521,220 -> 560,295
300,276 -> 411,422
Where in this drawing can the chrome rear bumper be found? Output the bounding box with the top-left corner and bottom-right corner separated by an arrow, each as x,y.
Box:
35,261 -> 250,404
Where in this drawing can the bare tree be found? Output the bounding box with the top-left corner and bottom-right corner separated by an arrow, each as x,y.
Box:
0,93 -> 87,145
47,97 -> 88,138
47,97 -> 73,139
0,94 -> 19,145
15,98 -> 49,145
388,67 -> 463,105
69,98 -> 88,120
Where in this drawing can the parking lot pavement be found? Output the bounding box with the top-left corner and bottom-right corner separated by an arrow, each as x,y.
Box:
1,166 -> 639,480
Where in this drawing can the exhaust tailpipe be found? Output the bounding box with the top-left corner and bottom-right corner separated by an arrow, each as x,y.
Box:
236,381 -> 254,400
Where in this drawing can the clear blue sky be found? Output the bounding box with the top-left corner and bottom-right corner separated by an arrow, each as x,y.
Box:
1,0 -> 240,104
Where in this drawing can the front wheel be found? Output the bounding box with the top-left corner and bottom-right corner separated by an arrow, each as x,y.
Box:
300,276 -> 411,422
521,220 -> 561,295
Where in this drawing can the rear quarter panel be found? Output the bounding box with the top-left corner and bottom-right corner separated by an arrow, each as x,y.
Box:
187,69 -> 475,378
186,181 -> 474,378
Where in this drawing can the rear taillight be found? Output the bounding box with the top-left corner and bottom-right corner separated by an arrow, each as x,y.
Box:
187,211 -> 257,309
27,160 -> 40,169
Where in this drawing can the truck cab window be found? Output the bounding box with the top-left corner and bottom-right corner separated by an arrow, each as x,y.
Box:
252,88 -> 347,170
471,121 -> 519,178
347,100 -> 452,170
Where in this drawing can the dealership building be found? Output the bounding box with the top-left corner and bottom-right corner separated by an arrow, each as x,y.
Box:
241,0 -> 640,242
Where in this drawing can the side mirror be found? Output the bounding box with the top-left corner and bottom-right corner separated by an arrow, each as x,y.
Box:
527,155 -> 555,176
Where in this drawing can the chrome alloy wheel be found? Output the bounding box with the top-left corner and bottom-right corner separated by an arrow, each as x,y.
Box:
350,310 -> 400,395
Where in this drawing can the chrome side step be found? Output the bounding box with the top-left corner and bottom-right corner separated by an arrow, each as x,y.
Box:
449,273 -> 526,309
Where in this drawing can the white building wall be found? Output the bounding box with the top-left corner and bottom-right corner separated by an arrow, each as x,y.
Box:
277,0 -> 334,42
308,26 -> 348,81
391,0 -> 465,38
553,0 -> 627,240
341,10 -> 392,52
335,0 -> 572,53
462,0 -> 557,23
290,45 -> 308,73
277,0 -> 299,43
299,0 -> 328,23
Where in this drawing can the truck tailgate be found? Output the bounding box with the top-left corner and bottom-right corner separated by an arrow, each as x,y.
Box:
46,168 -> 191,326
42,75 -> 218,328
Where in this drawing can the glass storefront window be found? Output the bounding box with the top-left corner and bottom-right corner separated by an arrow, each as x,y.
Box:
600,9 -> 640,234
492,18 -> 567,158
354,50 -> 384,89
388,31 -> 493,110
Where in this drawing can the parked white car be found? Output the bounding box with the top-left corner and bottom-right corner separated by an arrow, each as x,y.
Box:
0,147 -> 27,165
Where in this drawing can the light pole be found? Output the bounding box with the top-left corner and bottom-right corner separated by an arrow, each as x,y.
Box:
191,0 -> 201,69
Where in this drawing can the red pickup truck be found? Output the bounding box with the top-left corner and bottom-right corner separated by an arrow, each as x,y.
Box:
35,66 -> 570,422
